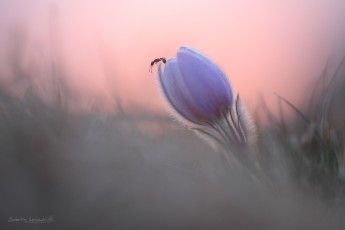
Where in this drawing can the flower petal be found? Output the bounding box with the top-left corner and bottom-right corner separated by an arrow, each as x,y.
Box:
158,60 -> 208,124
177,47 -> 233,118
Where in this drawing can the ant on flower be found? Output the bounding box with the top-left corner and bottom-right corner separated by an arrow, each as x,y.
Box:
149,57 -> 166,73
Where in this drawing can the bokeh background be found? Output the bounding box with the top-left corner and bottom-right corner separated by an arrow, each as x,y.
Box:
1,0 -> 345,229
1,0 -> 345,112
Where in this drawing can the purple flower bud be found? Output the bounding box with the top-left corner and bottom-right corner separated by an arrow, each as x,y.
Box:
158,46 -> 233,125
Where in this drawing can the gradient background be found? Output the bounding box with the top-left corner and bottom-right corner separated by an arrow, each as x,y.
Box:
1,1 -> 345,229
1,0 -> 345,115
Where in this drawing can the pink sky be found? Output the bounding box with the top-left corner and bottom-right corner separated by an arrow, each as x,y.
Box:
0,0 -> 345,116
